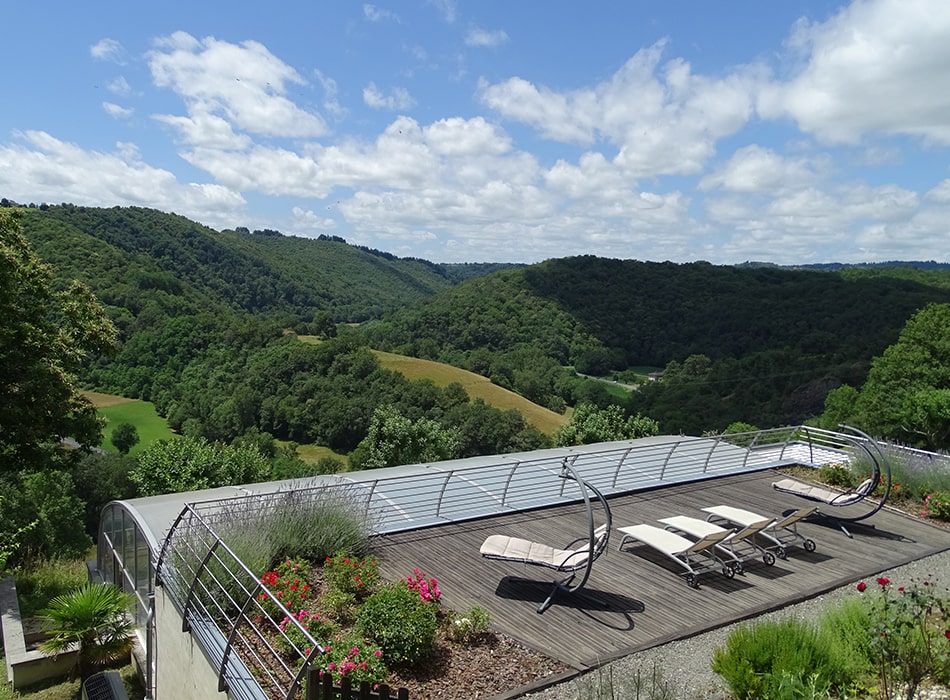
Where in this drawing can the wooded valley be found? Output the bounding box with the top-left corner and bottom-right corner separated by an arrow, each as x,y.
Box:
5,200 -> 950,562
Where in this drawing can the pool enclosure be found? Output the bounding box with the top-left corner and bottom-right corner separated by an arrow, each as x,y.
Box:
95,426 -> 909,700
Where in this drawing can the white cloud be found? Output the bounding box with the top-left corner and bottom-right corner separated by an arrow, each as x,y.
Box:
363,4 -> 399,22
758,0 -> 950,144
314,70 -> 346,119
107,76 -> 132,96
90,38 -> 124,62
153,112 -> 251,150
147,32 -> 327,143
0,131 -> 245,227
363,83 -> 414,111
427,0 -> 457,23
699,146 -> 824,194
291,206 -> 337,234
465,27 -> 509,48
102,102 -> 134,119
479,41 -> 758,177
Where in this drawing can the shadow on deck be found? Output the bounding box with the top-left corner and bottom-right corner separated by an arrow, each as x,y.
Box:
372,469 -> 950,676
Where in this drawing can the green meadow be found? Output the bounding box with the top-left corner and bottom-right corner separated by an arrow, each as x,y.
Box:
84,392 -> 175,456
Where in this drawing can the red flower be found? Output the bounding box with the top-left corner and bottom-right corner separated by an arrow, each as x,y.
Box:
857,581 -> 868,592
945,630 -> 950,639
877,577 -> 890,587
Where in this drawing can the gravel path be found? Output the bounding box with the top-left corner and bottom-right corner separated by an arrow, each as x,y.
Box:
526,549 -> 950,700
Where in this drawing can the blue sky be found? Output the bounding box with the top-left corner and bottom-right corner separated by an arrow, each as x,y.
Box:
3,0 -> 949,264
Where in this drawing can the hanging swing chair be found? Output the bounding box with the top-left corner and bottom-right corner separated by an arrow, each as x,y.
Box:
479,457 -> 612,613
772,425 -> 892,538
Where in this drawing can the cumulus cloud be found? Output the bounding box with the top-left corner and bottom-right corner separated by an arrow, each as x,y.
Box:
758,0 -> 950,144
0,131 -> 245,227
102,102 -> 134,119
90,38 -> 124,62
363,83 -> 415,110
147,32 -> 327,143
465,27 -> 509,47
107,76 -> 132,96
698,146 -> 825,194
479,41 -> 758,177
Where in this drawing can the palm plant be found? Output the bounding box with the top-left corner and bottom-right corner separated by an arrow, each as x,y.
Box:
39,582 -> 136,683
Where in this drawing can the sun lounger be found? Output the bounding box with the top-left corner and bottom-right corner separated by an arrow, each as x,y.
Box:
658,514 -> 775,572
616,523 -> 736,588
702,505 -> 817,558
480,524 -> 610,613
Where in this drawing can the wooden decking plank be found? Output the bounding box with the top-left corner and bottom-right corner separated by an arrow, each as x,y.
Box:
371,469 -> 950,671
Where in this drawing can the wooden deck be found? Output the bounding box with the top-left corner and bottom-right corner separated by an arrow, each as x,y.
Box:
371,469 -> 950,672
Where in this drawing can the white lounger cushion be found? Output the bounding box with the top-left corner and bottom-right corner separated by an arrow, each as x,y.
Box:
618,523 -> 730,555
702,505 -> 775,527
772,478 -> 873,506
480,524 -> 607,570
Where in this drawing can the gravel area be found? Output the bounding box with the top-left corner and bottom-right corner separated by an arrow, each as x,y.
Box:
525,549 -> 950,700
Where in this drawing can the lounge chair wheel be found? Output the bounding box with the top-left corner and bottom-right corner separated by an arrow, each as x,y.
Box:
722,565 -> 735,579
763,551 -> 776,566
804,539 -> 817,552
776,546 -> 788,560
686,574 -> 699,589
733,561 -> 744,575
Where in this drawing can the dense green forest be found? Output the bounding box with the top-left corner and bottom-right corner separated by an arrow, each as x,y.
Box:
5,201 -> 950,563
15,202 -> 950,443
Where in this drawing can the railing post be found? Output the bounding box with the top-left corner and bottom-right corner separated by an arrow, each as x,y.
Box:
612,447 -> 634,489
434,470 -> 454,519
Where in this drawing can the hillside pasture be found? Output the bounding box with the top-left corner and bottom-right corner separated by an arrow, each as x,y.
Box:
83,392 -> 175,455
373,350 -> 569,434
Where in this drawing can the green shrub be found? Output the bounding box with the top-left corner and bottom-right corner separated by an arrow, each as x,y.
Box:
278,609 -> 338,657
267,483 -> 378,564
816,597 -> 876,680
818,462 -> 857,489
15,557 -> 89,618
319,630 -> 387,685
711,618 -> 855,700
446,605 -> 491,644
922,491 -> 950,520
356,580 -> 439,664
322,553 -> 380,599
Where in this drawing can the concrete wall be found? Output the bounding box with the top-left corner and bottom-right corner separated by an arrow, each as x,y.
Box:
152,587 -> 228,700
0,575 -> 77,690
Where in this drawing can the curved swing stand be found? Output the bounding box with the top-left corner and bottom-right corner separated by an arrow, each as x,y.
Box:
772,425 -> 892,538
479,458 -> 612,614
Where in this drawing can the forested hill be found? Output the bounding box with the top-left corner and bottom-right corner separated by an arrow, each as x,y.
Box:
16,203 -> 460,322
362,256 -> 950,432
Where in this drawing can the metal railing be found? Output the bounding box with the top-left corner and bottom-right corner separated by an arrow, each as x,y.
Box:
153,426 -> 933,700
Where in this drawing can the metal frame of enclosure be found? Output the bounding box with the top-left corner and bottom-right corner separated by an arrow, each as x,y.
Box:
97,426 -> 932,700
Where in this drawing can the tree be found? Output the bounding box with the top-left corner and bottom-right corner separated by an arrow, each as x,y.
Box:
832,303 -> 950,450
130,436 -> 271,496
0,209 -> 117,473
111,422 -> 139,454
350,405 -> 460,470
553,403 -> 660,447
40,583 -> 136,683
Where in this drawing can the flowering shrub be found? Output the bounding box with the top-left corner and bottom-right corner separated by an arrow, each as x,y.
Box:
819,462 -> 856,488
855,576 -> 950,698
406,568 -> 441,603
922,492 -> 950,520
319,631 -> 387,685
257,558 -> 313,621
446,605 -> 490,644
356,578 -> 440,664
322,553 -> 380,599
277,609 -> 339,657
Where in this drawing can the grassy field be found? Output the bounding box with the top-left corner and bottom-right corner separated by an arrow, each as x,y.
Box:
82,392 -> 175,456
372,350 -> 569,434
